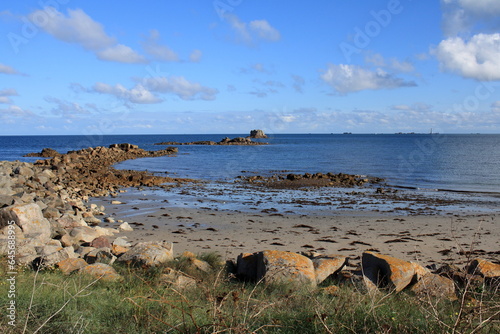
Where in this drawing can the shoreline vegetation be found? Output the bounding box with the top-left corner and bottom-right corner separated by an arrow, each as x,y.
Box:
0,140 -> 499,333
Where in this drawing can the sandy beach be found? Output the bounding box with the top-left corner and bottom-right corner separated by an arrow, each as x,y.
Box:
90,182 -> 500,267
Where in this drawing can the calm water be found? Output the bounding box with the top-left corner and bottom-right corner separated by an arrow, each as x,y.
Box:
1,134 -> 500,193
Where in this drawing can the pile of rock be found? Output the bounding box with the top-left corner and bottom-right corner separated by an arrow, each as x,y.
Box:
155,136 -> 267,146
232,249 -> 499,300
239,172 -> 384,189
0,144 -> 185,280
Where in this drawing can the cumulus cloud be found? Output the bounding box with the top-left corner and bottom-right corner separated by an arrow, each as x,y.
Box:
225,14 -> 281,46
248,20 -> 281,41
90,76 -> 218,103
29,8 -> 114,50
28,7 -> 145,64
92,82 -> 162,104
97,44 -> 147,64
441,0 -> 500,36
141,30 -> 179,62
0,88 -> 18,104
365,53 -> 415,73
0,63 -> 22,75
141,76 -> 218,101
44,96 -> 92,116
0,105 -> 36,123
434,33 -> 500,80
321,64 -> 416,94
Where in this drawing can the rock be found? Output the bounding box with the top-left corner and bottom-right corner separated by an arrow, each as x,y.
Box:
181,251 -> 197,259
312,255 -> 348,284
111,201 -> 123,205
14,165 -> 35,178
0,203 -> 52,242
160,268 -> 196,289
362,252 -> 416,292
83,214 -> 101,226
90,236 -> 112,249
84,248 -> 116,265
237,250 -> 317,287
189,258 -> 212,273
112,244 -> 129,256
42,207 -> 60,219
118,241 -> 173,267
68,226 -> 102,244
112,236 -> 132,247
57,213 -> 87,228
80,263 -> 122,282
321,285 -> 340,296
0,195 -> 14,208
119,222 -> 133,232
411,273 -> 457,300
38,246 -> 78,268
467,259 -> 500,278
75,246 -> 96,258
104,217 -> 115,223
249,129 -> 267,138
57,258 -> 88,275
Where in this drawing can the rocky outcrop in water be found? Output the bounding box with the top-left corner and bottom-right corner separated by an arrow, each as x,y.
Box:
154,136 -> 267,146
238,172 -> 383,189
248,129 -> 267,138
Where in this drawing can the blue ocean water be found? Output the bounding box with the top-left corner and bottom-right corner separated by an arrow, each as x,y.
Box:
1,134 -> 500,193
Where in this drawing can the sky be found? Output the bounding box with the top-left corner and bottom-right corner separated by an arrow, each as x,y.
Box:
1,0 -> 500,135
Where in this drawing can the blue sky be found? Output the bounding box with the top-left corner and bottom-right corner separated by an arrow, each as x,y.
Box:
1,0 -> 500,135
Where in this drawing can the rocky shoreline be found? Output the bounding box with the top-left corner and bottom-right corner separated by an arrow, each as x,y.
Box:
0,143 -> 498,299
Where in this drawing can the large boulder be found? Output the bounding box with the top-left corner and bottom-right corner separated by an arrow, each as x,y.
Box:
312,255 -> 348,284
57,258 -> 88,275
0,203 -> 52,242
411,273 -> 457,300
118,241 -> 173,267
80,263 -> 122,282
362,252 -> 417,292
237,250 -> 316,287
467,259 -> 500,278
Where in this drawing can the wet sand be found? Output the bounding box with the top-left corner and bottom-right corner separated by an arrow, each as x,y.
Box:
90,184 -> 500,267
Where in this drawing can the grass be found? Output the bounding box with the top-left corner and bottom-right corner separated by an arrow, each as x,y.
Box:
0,253 -> 498,334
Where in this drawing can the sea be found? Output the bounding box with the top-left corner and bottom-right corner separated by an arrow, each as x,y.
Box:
1,133 -> 499,194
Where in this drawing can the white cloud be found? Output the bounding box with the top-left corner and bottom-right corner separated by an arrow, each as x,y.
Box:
28,7 -> 145,64
225,14 -> 281,46
441,0 -> 500,36
141,30 -> 179,62
0,105 -> 35,123
321,64 -> 416,94
189,49 -> 202,62
93,82 -> 161,104
97,44 -> 147,64
91,76 -> 218,103
365,53 -> 415,73
141,76 -> 218,101
0,64 -> 20,75
435,33 -> 500,80
29,8 -> 115,50
492,101 -> 500,112
249,20 -> 281,41
0,88 -> 18,104
44,96 -> 92,116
